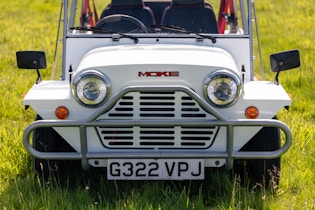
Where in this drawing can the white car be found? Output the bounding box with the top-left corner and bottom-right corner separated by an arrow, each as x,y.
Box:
16,0 -> 300,184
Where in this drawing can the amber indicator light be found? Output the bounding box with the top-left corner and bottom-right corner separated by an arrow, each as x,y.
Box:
245,106 -> 259,119
55,106 -> 69,119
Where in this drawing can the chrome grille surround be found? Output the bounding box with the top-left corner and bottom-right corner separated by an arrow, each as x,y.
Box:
96,91 -> 219,149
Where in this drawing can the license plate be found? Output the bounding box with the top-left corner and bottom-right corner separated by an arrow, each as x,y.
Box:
107,159 -> 204,180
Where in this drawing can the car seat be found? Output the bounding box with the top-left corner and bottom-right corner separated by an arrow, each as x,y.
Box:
161,0 -> 219,34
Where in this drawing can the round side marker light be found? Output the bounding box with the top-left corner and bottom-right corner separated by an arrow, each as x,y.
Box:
55,106 -> 69,119
245,106 -> 259,119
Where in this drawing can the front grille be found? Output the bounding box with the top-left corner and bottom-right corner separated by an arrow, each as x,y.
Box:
96,91 -> 219,149
97,126 -> 218,148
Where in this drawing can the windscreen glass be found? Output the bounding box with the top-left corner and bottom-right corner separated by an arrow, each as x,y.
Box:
68,0 -> 248,35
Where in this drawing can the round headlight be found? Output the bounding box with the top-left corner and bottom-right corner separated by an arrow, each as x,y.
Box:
72,70 -> 110,107
203,70 -> 242,107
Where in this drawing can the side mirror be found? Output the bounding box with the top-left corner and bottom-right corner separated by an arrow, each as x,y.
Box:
16,51 -> 46,69
270,50 -> 300,84
16,51 -> 46,84
270,50 -> 300,72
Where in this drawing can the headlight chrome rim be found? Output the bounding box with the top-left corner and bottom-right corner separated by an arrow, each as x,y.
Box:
203,69 -> 242,108
72,70 -> 110,107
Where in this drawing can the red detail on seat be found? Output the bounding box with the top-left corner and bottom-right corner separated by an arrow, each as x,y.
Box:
81,0 -> 99,27
218,0 -> 235,34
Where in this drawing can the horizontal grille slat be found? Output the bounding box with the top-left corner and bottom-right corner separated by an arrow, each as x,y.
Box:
181,131 -> 213,135
140,102 -> 175,106
119,102 -> 133,105
140,114 -> 175,117
108,113 -> 133,117
181,114 -> 206,118
140,108 -> 175,112
140,136 -> 175,140
181,108 -> 199,112
104,136 -> 133,140
96,91 -> 219,149
182,102 -> 196,106
181,136 -> 211,140
140,96 -> 175,100
181,142 -> 206,146
140,130 -> 175,134
140,142 -> 174,146
101,131 -> 133,134
115,108 -> 133,111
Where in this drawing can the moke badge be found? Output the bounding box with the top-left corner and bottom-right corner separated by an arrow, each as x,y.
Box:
138,71 -> 179,77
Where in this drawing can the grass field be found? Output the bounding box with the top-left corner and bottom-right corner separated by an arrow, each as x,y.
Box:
0,0 -> 314,209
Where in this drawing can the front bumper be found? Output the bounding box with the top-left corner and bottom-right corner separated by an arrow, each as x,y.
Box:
23,119 -> 292,171
23,85 -> 292,170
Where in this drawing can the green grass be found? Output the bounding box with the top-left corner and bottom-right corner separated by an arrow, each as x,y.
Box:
1,0 -> 315,209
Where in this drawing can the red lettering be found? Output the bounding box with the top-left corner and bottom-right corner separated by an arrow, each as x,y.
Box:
150,72 -> 159,77
157,72 -> 167,76
138,71 -> 179,77
169,71 -> 179,76
138,72 -> 149,77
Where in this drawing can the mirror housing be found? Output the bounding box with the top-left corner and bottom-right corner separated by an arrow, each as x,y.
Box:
16,51 -> 46,84
16,51 -> 46,69
270,50 -> 300,85
270,50 -> 300,72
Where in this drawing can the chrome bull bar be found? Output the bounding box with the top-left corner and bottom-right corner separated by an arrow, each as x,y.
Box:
23,119 -> 292,170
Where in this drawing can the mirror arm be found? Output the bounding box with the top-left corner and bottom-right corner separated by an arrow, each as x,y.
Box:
274,61 -> 283,85
34,60 -> 42,84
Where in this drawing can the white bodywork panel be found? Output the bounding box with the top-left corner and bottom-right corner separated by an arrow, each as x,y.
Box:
65,37 -> 252,80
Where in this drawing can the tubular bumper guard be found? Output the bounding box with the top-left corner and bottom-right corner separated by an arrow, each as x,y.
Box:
23,86 -> 292,170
